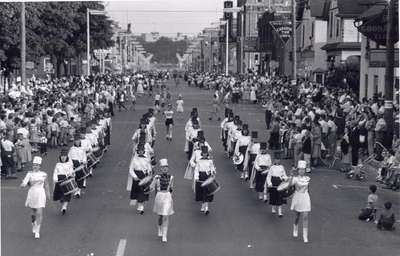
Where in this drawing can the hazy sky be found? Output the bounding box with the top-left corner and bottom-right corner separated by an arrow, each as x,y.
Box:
106,0 -> 228,36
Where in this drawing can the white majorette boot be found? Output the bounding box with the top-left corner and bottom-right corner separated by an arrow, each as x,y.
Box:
293,224 -> 298,237
34,224 -> 41,239
162,225 -> 168,243
157,225 -> 162,237
303,227 -> 309,243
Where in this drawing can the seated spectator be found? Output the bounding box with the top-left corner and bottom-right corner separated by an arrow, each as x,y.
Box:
377,201 -> 396,231
358,185 -> 378,222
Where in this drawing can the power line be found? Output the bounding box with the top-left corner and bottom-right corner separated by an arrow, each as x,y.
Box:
106,9 -> 223,13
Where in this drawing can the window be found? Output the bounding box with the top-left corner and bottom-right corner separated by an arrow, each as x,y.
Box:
374,75 -> 379,95
336,18 -> 340,37
311,22 -> 314,39
329,12 -> 333,38
365,74 -> 368,99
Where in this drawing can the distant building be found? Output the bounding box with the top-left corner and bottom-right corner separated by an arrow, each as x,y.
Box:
144,32 -> 160,42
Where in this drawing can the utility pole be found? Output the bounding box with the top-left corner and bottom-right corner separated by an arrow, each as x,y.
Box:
86,8 -> 90,76
384,0 -> 396,148
225,21 -> 229,75
291,0 -> 297,84
240,11 -> 244,74
21,2 -> 26,85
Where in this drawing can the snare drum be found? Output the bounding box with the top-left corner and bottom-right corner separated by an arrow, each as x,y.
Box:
60,178 -> 79,195
139,176 -> 154,195
201,177 -> 221,195
75,165 -> 90,181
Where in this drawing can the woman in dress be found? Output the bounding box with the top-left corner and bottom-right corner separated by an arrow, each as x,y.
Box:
53,148 -> 75,215
163,104 -> 174,141
289,160 -> 311,243
152,159 -> 174,243
20,156 -> 50,239
176,94 -> 184,120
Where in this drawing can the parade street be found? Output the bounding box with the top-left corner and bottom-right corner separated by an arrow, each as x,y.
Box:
1,79 -> 398,256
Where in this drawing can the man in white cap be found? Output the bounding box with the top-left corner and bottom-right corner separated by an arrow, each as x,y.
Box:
152,158 -> 174,242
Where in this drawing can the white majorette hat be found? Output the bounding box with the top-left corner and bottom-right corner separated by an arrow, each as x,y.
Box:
33,156 -> 42,165
298,160 -> 307,169
159,158 -> 168,167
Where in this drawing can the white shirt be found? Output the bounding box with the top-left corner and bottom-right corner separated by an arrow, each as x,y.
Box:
129,156 -> 152,179
53,161 -> 74,182
254,153 -> 272,171
267,165 -> 287,187
194,158 -> 216,180
1,139 -> 14,151
68,146 -> 87,164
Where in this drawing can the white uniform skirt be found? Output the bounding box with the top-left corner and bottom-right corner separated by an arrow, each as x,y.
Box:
153,191 -> 174,216
290,191 -> 311,212
25,186 -> 46,209
177,105 -> 184,113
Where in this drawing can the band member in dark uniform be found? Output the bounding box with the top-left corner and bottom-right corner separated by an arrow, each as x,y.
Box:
152,158 -> 174,243
68,135 -> 88,198
222,111 -> 234,153
194,146 -> 216,215
186,119 -> 201,160
129,144 -> 153,214
234,124 -> 251,179
267,158 -> 288,217
250,142 -> 272,201
244,131 -> 260,181
53,148 -> 75,215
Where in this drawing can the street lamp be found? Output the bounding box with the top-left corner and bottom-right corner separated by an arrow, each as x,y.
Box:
211,20 -> 229,75
87,8 -> 107,76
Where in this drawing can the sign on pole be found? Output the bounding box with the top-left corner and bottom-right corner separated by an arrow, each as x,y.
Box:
269,20 -> 293,44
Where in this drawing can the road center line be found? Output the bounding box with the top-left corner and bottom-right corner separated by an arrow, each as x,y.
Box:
115,239 -> 127,256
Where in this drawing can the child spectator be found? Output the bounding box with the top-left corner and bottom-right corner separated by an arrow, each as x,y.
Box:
377,201 -> 396,231
358,185 -> 378,222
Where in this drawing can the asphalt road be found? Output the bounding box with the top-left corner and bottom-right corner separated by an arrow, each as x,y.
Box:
1,79 -> 399,256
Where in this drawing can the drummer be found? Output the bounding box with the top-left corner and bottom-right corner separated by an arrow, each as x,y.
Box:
68,134 -> 88,198
132,119 -> 152,150
53,148 -> 75,215
244,131 -> 260,181
222,111 -> 234,153
129,144 -> 153,214
227,117 -> 242,158
184,132 -> 212,180
289,160 -> 311,243
234,124 -> 251,179
80,127 -> 94,176
220,108 -> 232,152
186,119 -> 201,160
152,158 -> 174,243
266,158 -> 288,217
194,146 -> 216,215
250,142 -> 271,201
146,108 -> 157,147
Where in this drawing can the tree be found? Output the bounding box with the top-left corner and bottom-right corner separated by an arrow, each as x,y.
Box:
0,1 -> 115,77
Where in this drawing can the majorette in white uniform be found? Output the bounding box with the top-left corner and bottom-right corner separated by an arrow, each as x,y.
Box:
290,160 -> 311,243
20,156 -> 49,239
152,158 -> 174,243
